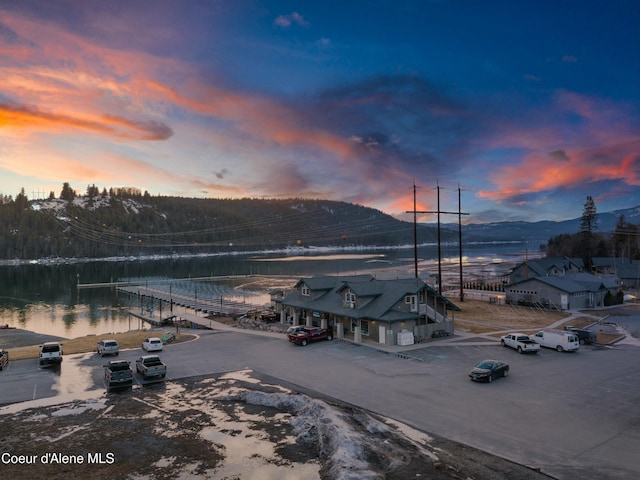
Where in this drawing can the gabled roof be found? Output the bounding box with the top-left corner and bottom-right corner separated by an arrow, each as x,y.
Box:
280,275 -> 459,323
616,263 -> 640,280
591,257 -> 633,267
509,272 -> 618,294
514,256 -> 581,277
294,274 -> 373,291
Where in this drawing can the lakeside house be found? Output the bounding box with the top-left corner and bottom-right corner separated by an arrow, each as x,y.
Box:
272,274 -> 460,346
506,256 -> 623,310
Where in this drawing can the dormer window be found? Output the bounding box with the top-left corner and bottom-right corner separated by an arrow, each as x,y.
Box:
301,285 -> 310,296
343,290 -> 356,308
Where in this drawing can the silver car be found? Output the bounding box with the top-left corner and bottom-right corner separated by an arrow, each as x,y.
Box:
97,339 -> 120,357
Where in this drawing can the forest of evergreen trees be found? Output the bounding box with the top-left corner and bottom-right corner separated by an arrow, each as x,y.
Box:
545,196 -> 639,267
0,183 -> 441,260
2,184 -> 637,262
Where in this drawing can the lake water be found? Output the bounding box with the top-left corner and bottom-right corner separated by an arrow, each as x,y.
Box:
0,243 -> 535,339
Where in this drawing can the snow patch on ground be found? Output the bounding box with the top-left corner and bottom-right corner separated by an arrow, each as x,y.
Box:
211,370 -> 443,480
613,324 -> 640,346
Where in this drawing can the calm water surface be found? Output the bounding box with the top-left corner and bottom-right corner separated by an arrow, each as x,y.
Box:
0,244 -> 532,338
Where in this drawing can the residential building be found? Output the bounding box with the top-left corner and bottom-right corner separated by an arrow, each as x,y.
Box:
505,272 -> 619,310
273,274 -> 460,346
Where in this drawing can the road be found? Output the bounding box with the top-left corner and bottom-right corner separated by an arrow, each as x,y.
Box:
1,329 -> 639,480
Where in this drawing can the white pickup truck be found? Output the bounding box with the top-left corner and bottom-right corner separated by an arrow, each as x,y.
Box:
500,333 -> 541,354
135,355 -> 167,380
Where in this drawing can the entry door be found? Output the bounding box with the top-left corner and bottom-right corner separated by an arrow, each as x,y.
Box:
379,325 -> 386,344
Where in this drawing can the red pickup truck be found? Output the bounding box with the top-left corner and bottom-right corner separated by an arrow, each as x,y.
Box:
288,327 -> 333,346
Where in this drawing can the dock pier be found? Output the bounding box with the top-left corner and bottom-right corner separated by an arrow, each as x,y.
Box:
117,284 -> 271,330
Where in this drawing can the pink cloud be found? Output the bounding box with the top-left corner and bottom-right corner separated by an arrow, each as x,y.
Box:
477,91 -> 639,202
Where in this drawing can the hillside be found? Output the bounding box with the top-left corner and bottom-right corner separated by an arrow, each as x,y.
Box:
0,195 -> 450,260
2,193 -> 637,261
445,206 -> 640,243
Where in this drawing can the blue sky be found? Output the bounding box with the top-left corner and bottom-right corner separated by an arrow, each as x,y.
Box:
0,0 -> 638,223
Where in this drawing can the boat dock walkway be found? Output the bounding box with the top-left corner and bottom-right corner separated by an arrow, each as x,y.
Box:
117,284 -> 270,329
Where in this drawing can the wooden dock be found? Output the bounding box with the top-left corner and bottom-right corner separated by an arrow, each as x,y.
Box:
117,284 -> 269,320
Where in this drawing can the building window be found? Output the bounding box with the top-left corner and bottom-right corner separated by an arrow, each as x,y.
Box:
301,286 -> 310,296
344,291 -> 356,308
361,320 -> 369,336
405,295 -> 417,312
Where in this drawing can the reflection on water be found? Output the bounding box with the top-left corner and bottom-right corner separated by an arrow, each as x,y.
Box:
0,245 -> 532,338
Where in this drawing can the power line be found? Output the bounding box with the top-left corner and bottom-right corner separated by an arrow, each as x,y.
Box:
406,181 -> 469,300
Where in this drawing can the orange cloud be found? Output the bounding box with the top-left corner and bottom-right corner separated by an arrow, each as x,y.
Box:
0,9 -> 369,192
478,142 -> 640,201
477,90 -> 639,203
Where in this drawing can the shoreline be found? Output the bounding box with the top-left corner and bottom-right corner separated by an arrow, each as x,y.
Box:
0,328 -> 67,350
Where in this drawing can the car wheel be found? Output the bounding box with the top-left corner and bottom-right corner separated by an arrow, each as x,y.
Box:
556,345 -> 564,352
517,346 -> 522,354
488,374 -> 493,383
503,369 -> 508,377
327,334 -> 333,341
501,340 -> 506,347
579,339 -> 585,345
301,339 -> 307,346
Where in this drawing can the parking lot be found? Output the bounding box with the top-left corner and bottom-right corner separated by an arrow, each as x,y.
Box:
2,327 -> 640,480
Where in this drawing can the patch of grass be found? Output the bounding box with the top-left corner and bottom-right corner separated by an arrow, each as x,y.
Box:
453,300 -> 569,334
7,330 -> 196,360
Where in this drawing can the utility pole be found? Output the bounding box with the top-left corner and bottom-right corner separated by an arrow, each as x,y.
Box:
406,183 -> 469,298
458,185 -> 464,301
412,181 -> 418,278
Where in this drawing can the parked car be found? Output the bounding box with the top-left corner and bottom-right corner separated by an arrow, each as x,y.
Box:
97,339 -> 120,356
142,337 -> 163,352
288,326 -> 333,346
563,326 -> 597,345
39,342 -> 63,366
469,359 -> 509,383
286,325 -> 306,340
135,355 -> 167,380
0,349 -> 8,371
500,333 -> 541,354
104,360 -> 133,389
532,329 -> 579,352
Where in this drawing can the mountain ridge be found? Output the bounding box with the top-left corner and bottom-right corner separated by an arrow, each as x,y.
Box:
1,194 -> 637,260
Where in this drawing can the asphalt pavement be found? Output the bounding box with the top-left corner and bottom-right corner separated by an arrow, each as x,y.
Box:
1,310 -> 639,480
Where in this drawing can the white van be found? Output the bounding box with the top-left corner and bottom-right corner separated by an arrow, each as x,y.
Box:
532,329 -> 579,352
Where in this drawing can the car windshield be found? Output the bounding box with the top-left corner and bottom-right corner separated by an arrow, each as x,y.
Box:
477,362 -> 494,369
42,345 -> 60,352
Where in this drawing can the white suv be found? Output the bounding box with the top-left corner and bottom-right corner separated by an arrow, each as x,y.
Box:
141,337 -> 163,352
97,339 -> 120,356
39,342 -> 63,366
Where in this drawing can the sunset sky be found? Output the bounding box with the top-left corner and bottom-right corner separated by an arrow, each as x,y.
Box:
1,0 -> 638,223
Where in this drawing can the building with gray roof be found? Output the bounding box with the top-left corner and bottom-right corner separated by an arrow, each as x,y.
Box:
274,275 -> 460,346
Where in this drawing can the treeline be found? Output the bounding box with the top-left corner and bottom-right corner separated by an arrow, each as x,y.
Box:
0,184 -> 442,260
546,214 -> 639,263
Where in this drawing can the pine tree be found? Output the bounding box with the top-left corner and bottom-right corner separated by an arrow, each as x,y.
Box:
580,196 -> 598,235
60,182 -> 76,202
579,196 -> 598,270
